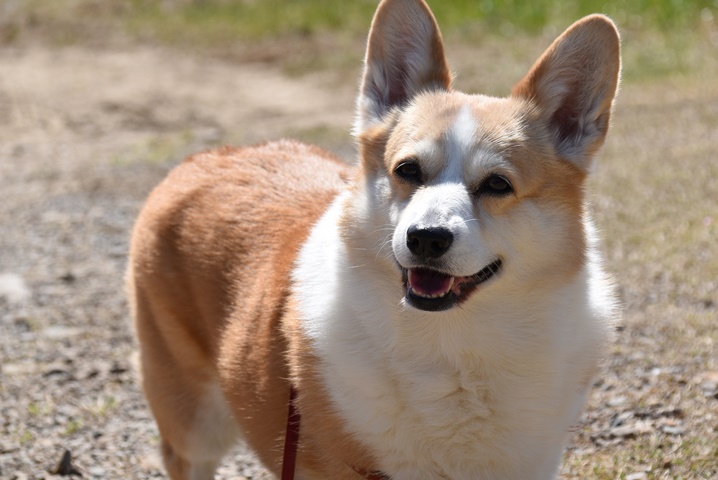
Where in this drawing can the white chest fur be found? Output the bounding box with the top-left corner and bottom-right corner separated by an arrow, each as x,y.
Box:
293,196 -> 611,480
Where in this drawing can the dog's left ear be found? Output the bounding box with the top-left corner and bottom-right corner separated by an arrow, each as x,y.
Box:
512,15 -> 621,170
354,0 -> 452,135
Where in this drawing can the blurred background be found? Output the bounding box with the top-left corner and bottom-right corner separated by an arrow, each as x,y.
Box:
1,1 -> 716,479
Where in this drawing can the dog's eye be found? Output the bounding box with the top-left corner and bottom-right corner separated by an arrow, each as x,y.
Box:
394,160 -> 422,184
478,174 -> 513,197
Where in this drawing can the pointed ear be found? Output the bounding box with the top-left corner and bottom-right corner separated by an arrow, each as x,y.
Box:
512,15 -> 621,170
354,0 -> 452,135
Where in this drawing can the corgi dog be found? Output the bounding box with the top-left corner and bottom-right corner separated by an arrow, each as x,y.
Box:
127,0 -> 621,478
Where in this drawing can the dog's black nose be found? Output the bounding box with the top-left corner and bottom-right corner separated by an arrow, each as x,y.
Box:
406,226 -> 454,259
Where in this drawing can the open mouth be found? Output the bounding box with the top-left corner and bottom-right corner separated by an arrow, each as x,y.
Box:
401,259 -> 503,312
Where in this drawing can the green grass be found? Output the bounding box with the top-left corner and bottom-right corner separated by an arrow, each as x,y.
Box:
126,0 -> 377,44
111,132 -> 195,167
124,0 -> 716,40
6,1 -> 717,82
124,0 -> 718,81
86,395 -> 118,417
63,419 -> 83,436
18,429 -> 34,445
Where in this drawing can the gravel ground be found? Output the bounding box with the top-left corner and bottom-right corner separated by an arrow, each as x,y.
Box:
0,44 -> 353,480
1,42 -> 716,480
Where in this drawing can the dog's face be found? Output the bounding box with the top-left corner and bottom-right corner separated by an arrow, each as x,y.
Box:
347,0 -> 620,312
385,94 -> 579,312
358,92 -> 587,312
388,96 -> 523,312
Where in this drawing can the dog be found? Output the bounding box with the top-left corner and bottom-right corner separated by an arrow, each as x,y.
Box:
127,0 -> 621,478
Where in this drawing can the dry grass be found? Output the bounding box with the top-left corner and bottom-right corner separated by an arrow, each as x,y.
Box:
558,77 -> 718,479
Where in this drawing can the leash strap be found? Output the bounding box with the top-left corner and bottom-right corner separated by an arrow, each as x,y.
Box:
281,385 -> 301,480
280,385 -> 390,480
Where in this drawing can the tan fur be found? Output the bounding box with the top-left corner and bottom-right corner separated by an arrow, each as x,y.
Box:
128,2 -> 620,478
129,140 -> 358,477
512,14 -> 621,167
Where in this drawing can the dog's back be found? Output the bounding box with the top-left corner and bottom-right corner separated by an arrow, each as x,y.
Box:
128,140 -> 348,478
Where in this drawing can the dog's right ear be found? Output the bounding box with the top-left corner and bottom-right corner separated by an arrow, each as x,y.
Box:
354,0 -> 452,135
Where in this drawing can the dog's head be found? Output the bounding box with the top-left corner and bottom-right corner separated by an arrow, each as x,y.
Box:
345,0 -> 620,312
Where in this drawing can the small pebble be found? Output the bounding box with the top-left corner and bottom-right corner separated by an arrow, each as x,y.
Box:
88,466 -> 106,477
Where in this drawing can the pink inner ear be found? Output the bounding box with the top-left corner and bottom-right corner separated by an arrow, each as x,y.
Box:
509,15 -> 620,168
355,0 -> 451,132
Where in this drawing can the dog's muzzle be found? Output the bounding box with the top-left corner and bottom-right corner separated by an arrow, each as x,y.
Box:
401,259 -> 503,312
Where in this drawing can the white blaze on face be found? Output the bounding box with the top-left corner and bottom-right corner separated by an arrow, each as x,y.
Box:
442,104 -> 478,182
391,104 -> 496,276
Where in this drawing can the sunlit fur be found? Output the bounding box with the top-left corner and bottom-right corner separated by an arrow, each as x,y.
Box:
128,1 -> 621,479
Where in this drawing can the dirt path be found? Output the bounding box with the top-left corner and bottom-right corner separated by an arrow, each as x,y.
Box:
0,44 -> 356,479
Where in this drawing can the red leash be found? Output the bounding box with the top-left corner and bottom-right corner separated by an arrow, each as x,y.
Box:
280,386 -> 389,480
281,386 -> 301,480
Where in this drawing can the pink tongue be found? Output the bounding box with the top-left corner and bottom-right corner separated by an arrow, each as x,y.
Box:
408,269 -> 453,296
